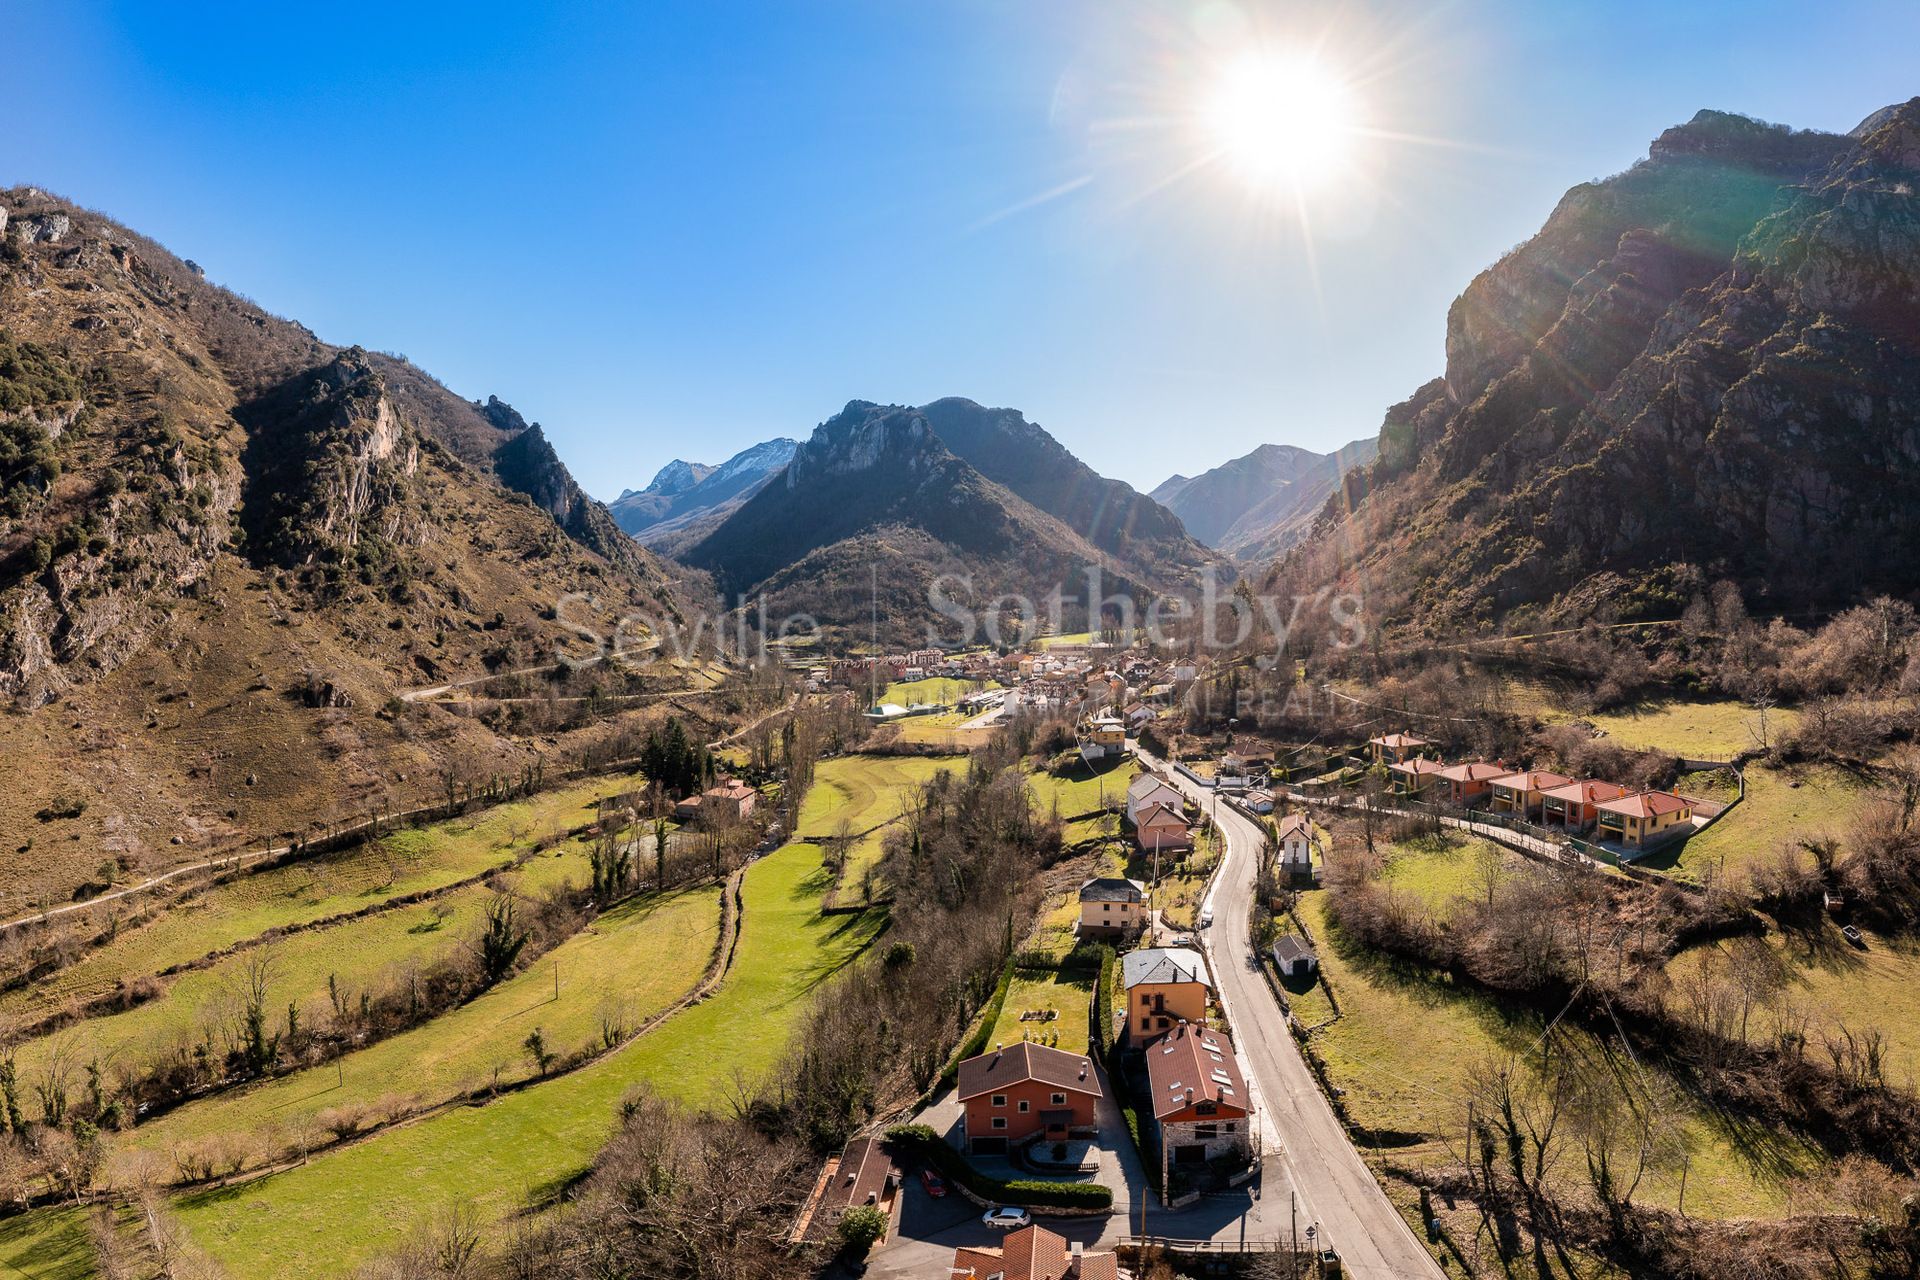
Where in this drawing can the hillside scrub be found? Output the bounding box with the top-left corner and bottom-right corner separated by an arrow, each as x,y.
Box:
1323,829 -> 1920,1187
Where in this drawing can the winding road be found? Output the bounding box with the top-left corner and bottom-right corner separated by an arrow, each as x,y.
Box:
1139,744 -> 1446,1280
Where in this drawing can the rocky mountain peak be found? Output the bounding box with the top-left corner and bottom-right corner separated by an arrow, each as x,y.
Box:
642,458 -> 714,496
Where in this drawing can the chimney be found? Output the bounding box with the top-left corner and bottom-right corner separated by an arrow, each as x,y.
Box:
1071,1241 -> 1084,1259
1185,1087 -> 1194,1104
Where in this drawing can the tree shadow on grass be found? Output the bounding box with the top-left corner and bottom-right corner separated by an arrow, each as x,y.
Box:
0,1210 -> 94,1280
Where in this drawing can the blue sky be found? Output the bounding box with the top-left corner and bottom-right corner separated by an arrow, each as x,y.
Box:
8,1 -> 1919,495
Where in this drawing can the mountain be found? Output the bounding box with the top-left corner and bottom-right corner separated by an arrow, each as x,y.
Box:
1150,439 -> 1377,560
915,397 -> 1202,575
609,437 -> 797,546
681,400 -> 1212,642
1273,101 -> 1920,631
0,185 -> 697,910
626,459 -> 714,500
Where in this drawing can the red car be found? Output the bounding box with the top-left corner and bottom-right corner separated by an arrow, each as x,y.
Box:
920,1169 -> 946,1198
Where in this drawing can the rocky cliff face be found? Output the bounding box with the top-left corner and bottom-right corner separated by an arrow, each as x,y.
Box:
0,184 -> 688,708
1287,99 -> 1920,629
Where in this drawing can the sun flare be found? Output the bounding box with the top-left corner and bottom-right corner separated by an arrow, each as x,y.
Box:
1203,52 -> 1361,194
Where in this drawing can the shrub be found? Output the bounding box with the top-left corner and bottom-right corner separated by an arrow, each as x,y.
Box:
836,1204 -> 888,1256
883,1125 -> 1113,1210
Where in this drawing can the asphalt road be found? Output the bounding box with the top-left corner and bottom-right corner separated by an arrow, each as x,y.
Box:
1141,746 -> 1447,1280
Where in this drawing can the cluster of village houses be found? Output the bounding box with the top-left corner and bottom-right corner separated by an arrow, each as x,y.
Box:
1368,732 -> 1697,850
800,640 -> 1204,731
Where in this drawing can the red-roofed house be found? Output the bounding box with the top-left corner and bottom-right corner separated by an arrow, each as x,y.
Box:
1488,770 -> 1573,820
1540,779 -> 1630,831
1146,1022 -> 1251,1196
1438,761 -> 1509,808
950,1224 -> 1119,1280
1369,732 -> 1436,764
955,1042 -> 1102,1154
1596,790 -> 1695,849
1389,756 -> 1448,797
1135,802 -> 1192,854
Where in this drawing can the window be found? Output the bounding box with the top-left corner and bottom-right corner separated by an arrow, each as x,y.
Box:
991,1117 -> 1007,1130
1140,994 -> 1152,1007
1017,1100 -> 1029,1113
991,1094 -> 1006,1107
1195,1124 -> 1218,1138
1051,1093 -> 1067,1106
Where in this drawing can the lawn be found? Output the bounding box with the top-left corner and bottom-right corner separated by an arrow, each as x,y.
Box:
1295,891 -> 1823,1219
1027,757 -> 1136,821
1586,699 -> 1797,759
0,1207 -> 93,1279
986,969 -> 1095,1055
171,843 -> 885,1278
1038,632 -> 1094,649
112,882 -> 722,1182
0,772 -> 646,1031
1639,763 -> 1884,886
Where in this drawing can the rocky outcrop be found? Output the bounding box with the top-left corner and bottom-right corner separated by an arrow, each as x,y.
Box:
239,351 -> 424,570
1281,99 -> 1920,627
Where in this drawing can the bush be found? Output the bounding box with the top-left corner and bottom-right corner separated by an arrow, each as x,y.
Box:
883,1125 -> 1113,1210
836,1204 -> 888,1256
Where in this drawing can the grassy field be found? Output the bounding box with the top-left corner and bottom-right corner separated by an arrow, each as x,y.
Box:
1037,632 -> 1094,649
12,879 -> 498,1089
888,708 -> 997,750
797,754 -> 962,904
110,883 -> 723,1182
1378,828 -> 1524,916
986,969 -> 1094,1054
1,772 -> 645,1031
1294,892 -> 1823,1219
1585,699 -> 1797,758
1666,926 -> 1920,1090
1639,762 -> 1884,885
877,677 -> 977,708
795,754 -> 960,839
0,1206 -> 93,1279
171,843 -> 885,1278
1027,758 -> 1135,820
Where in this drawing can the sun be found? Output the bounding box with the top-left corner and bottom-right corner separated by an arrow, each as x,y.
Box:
1203,52 -> 1362,194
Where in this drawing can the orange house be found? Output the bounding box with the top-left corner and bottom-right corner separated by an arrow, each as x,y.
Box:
956,1042 -> 1102,1154
1596,790 -> 1695,848
1539,779 -> 1629,830
1488,770 -> 1573,820
1437,761 -> 1509,807
1388,756 -> 1447,797
1368,732 -> 1435,764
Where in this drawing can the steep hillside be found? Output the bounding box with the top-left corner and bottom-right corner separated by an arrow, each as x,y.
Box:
917,396 -> 1207,576
1276,102 -> 1920,631
682,401 -> 1209,642
609,437 -> 797,546
1151,438 -> 1376,559
0,186 -> 702,910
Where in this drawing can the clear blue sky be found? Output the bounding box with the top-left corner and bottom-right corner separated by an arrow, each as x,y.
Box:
8,1 -> 1918,495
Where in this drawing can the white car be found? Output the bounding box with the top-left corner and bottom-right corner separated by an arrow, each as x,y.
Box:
982,1206 -> 1032,1230
1198,909 -> 1214,929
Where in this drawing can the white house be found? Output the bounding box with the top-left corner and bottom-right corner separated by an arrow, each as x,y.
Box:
1127,773 -> 1185,827
1275,813 -> 1316,880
